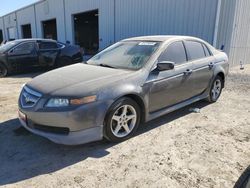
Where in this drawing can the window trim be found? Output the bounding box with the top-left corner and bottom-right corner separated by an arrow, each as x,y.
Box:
184,40 -> 213,62
202,43 -> 213,57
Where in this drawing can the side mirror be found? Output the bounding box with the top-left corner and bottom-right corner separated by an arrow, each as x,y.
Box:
156,61 -> 175,71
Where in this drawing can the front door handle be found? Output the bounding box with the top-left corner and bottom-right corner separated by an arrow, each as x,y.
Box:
209,62 -> 214,69
184,69 -> 193,76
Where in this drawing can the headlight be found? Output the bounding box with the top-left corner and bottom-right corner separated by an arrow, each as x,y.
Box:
46,95 -> 97,107
46,98 -> 69,107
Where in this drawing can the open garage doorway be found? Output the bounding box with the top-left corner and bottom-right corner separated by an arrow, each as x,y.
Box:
73,9 -> 99,55
42,19 -> 57,40
22,24 -> 32,38
0,30 -> 3,43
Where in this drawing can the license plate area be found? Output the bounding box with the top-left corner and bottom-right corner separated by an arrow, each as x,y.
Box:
18,110 -> 27,124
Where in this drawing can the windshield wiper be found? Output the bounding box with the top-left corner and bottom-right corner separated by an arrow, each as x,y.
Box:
99,64 -> 116,69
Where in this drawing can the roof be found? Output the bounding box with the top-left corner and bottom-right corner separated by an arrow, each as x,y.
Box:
123,35 -> 201,42
10,38 -> 56,43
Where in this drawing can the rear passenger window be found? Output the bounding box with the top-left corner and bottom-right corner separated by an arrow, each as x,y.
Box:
185,41 -> 206,61
39,42 -> 58,50
158,41 -> 187,64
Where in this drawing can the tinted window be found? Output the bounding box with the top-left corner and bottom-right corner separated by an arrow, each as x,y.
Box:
39,42 -> 58,50
203,44 -> 211,57
185,41 -> 206,60
158,41 -> 187,64
0,41 -> 19,53
12,42 -> 35,55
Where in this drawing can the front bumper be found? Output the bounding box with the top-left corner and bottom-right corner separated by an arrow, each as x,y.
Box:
18,85 -> 114,145
19,115 -> 103,145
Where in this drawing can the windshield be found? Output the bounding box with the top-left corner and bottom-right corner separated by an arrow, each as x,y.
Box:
87,41 -> 160,70
0,41 -> 19,53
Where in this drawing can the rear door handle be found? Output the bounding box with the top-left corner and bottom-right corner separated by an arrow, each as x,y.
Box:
209,62 -> 214,69
184,69 -> 193,75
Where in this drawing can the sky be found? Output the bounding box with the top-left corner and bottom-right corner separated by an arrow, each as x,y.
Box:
0,0 -> 39,16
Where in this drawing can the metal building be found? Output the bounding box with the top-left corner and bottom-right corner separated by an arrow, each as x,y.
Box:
0,0 -> 249,65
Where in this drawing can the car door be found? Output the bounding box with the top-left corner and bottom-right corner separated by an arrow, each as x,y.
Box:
7,42 -> 38,68
147,41 -> 197,113
37,41 -> 59,66
184,40 -> 214,95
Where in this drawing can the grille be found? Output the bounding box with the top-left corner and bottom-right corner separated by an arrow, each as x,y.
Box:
28,123 -> 70,135
21,86 -> 42,108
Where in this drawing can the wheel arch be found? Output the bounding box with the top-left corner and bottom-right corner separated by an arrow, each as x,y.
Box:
0,60 -> 10,76
213,65 -> 226,88
217,72 -> 225,88
0,60 -> 8,68
122,94 -> 146,124
106,93 -> 146,125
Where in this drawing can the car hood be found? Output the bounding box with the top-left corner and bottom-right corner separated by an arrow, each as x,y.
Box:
27,63 -> 134,97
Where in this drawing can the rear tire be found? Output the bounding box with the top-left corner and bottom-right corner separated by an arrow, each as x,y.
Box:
104,97 -> 141,142
234,165 -> 250,188
206,75 -> 223,103
0,63 -> 8,78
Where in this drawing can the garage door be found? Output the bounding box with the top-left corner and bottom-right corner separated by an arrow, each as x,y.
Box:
8,27 -> 17,40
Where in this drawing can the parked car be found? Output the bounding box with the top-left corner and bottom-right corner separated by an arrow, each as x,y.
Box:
0,39 -> 83,77
18,35 -> 229,145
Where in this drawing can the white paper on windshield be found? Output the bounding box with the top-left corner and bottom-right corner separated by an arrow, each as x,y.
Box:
138,42 -> 157,46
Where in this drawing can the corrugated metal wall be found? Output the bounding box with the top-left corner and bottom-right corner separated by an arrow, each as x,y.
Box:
35,0 -> 66,42
64,0 -> 115,50
0,0 -> 219,46
114,0 -> 218,44
1,0 -> 247,66
216,0 -> 237,57
16,6 -> 37,38
3,13 -> 18,39
229,0 -> 250,66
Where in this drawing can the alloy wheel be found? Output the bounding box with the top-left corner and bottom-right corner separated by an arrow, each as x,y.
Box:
211,79 -> 222,101
110,104 -> 137,138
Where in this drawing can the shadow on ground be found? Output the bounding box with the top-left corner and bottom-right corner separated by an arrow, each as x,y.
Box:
0,101 -> 210,186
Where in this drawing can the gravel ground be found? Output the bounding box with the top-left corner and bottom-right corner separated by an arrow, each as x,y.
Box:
0,65 -> 249,188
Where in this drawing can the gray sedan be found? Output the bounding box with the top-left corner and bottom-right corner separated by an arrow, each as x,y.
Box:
18,35 -> 229,145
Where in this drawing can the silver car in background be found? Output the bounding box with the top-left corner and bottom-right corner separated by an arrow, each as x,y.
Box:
18,36 -> 229,145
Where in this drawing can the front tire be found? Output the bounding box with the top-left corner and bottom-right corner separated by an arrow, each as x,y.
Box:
0,63 -> 8,78
104,97 -> 141,142
206,75 -> 223,103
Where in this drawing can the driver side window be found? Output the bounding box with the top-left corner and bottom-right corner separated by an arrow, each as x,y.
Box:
11,42 -> 35,55
158,41 -> 187,65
